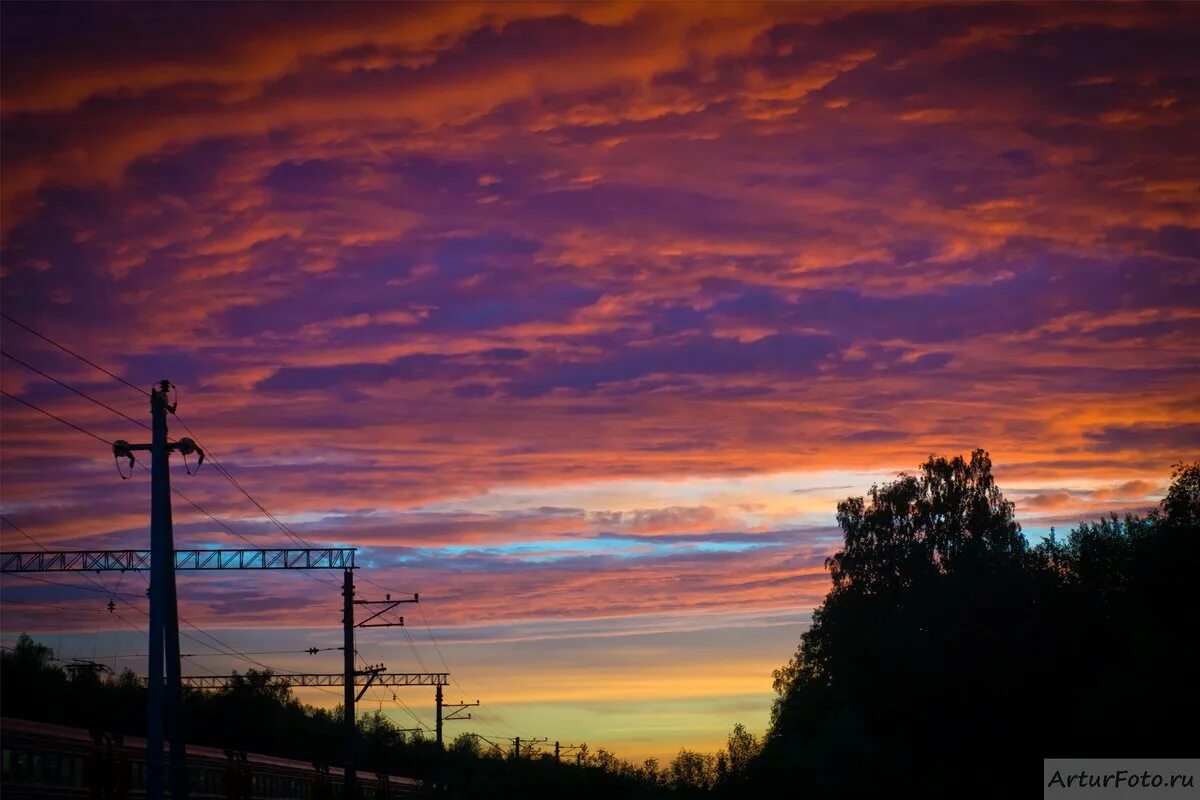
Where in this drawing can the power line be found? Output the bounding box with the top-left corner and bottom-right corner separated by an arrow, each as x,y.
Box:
390,692 -> 434,732
400,625 -> 430,672
0,312 -> 149,397
173,415 -> 314,548
0,598 -> 92,612
167,415 -> 342,588
0,572 -> 146,599
2,350 -> 149,430
1,390 -> 113,445
416,603 -> 456,681
85,648 -> 344,659
413,597 -> 517,737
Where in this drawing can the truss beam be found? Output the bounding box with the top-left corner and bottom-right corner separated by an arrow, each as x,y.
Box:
0,548 -> 356,572
179,672 -> 448,690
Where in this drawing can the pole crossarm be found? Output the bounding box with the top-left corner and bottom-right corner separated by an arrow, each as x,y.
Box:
179,673 -> 449,690
444,700 -> 479,722
355,665 -> 386,702
354,593 -> 417,628
0,548 -> 356,572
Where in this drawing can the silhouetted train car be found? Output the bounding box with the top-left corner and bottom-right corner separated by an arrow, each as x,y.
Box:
1,717 -> 423,798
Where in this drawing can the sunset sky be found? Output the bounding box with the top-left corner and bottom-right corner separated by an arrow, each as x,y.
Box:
1,1 -> 1198,761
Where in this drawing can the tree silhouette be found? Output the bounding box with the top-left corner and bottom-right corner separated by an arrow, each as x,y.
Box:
757,455 -> 1200,798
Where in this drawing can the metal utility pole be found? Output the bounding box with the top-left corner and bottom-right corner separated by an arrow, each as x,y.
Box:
438,696 -> 479,747
343,569 -> 356,797
555,742 -> 582,764
150,381 -> 177,800
111,379 -> 202,800
508,736 -> 547,759
342,571 -> 417,797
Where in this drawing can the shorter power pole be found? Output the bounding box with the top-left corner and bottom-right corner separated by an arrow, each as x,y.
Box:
341,574 -> 417,798
556,742 -> 582,764
511,737 -> 548,758
343,570 -> 356,798
438,695 -> 479,747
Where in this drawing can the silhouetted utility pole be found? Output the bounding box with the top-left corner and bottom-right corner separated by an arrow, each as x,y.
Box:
343,570 -> 355,797
437,694 -> 478,747
556,742 -> 582,763
510,737 -> 547,758
342,572 -> 417,797
111,380 -> 203,800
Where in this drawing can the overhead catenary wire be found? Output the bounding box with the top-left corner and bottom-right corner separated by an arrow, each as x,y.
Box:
353,579 -> 506,737
2,350 -> 150,431
167,413 -> 344,589
1,390 -> 114,446
0,598 -> 96,612
1,312 -> 149,398
171,414 -> 317,549
80,648 -> 344,659
0,571 -> 147,600
390,691 -> 434,733
399,626 -> 430,673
